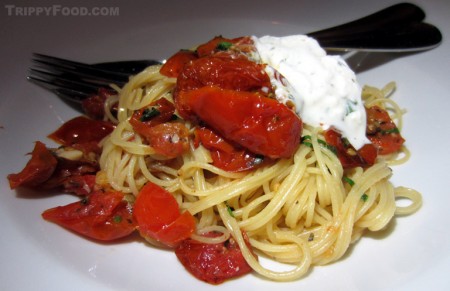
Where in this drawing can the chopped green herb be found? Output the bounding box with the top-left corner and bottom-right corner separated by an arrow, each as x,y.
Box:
301,136 -> 313,147
346,104 -> 355,115
216,41 -> 233,51
302,135 -> 311,141
381,127 -> 400,135
301,135 -> 312,146
301,135 -> 337,154
140,107 -> 160,122
345,100 -> 357,116
113,215 -> 123,223
343,176 -> 355,186
361,193 -> 369,202
225,202 -> 235,217
308,233 -> 315,242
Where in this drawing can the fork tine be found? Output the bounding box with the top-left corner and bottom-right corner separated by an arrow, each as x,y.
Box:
28,76 -> 94,103
32,59 -> 124,88
29,68 -> 103,91
32,53 -> 130,86
28,68 -> 101,103
29,53 -> 131,103
29,65 -> 118,94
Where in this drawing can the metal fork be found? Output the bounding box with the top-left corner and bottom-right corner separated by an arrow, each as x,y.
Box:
28,3 -> 442,104
28,54 -> 160,102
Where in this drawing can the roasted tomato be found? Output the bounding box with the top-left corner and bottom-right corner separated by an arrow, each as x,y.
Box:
130,98 -> 176,129
366,106 -> 405,154
324,130 -> 378,169
195,35 -> 255,57
42,190 -> 135,241
133,182 -> 195,248
195,36 -> 236,57
195,127 -> 267,172
7,140 -> 100,194
7,141 -> 57,189
160,50 -> 198,78
174,55 -> 271,120
176,54 -> 270,94
130,98 -> 190,158
141,122 -> 190,158
175,232 -> 254,284
160,35 -> 255,79
184,86 -> 302,158
48,116 -> 114,146
40,153 -> 99,195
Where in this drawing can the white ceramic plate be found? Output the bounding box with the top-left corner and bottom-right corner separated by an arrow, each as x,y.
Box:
1,0 -> 449,290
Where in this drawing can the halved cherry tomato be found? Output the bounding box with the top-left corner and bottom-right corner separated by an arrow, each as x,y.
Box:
129,98 -> 189,158
195,127 -> 267,172
42,190 -> 135,241
195,36 -> 236,57
324,130 -> 377,169
8,140 -> 100,194
366,106 -> 405,154
176,54 -> 271,94
130,97 -> 176,129
160,50 -> 198,78
141,122 -> 190,158
174,55 -> 271,120
184,86 -> 302,158
8,141 -> 57,189
133,182 -> 195,247
195,35 -> 255,57
48,116 -> 114,146
175,232 -> 254,284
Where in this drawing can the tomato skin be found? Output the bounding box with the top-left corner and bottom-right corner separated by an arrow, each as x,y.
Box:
195,127 -> 267,172
324,130 -> 377,169
366,106 -> 405,154
160,35 -> 255,79
130,97 -> 176,129
8,141 -> 57,189
160,50 -> 198,78
129,98 -> 190,158
195,36 -> 235,57
184,86 -> 302,158
48,116 -> 114,146
195,36 -> 255,57
152,211 -> 197,247
175,55 -> 271,120
176,54 -> 271,94
42,190 -> 135,241
133,182 -> 195,248
8,141 -> 100,194
144,122 -> 190,158
175,232 -> 254,284
130,120 -> 190,159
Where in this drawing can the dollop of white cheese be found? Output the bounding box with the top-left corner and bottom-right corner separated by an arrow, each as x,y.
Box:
252,35 -> 369,149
